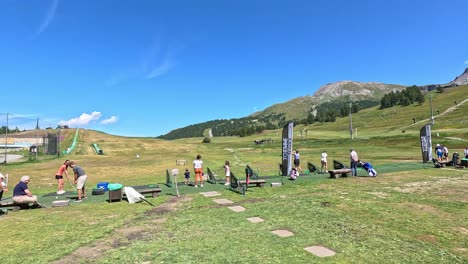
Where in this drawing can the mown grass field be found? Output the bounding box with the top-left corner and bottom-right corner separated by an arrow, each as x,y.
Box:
0,86 -> 467,263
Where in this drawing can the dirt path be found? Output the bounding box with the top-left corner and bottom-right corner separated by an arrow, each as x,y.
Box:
50,196 -> 192,264
0,154 -> 23,163
399,97 -> 468,131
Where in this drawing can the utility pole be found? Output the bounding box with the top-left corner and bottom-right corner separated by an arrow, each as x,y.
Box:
430,93 -> 434,125
57,128 -> 61,157
349,102 -> 353,140
4,113 -> 8,164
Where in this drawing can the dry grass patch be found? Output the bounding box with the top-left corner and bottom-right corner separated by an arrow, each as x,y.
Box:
368,191 -> 390,198
52,195 -> 192,263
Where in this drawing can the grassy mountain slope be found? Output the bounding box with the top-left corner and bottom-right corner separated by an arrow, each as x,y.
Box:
251,81 -> 405,121
159,81 -> 407,139
1,85 -> 467,263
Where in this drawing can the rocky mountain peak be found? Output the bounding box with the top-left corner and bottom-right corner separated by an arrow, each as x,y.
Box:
313,81 -> 404,100
450,68 -> 468,85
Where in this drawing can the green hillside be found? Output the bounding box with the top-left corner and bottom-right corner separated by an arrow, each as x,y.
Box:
159,84 -> 467,141
0,85 -> 467,264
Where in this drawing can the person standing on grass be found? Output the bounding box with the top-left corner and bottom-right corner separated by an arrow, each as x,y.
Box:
184,168 -> 191,185
350,149 -> 359,177
293,150 -> 303,174
70,161 -> 88,202
443,145 -> 449,161
55,160 -> 70,195
320,150 -> 328,173
464,146 -> 468,158
193,155 -> 203,188
224,160 -> 231,185
435,144 -> 443,162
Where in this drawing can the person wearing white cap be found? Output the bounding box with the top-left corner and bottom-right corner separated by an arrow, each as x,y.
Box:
434,144 -> 443,162
0,172 -> 8,201
12,175 -> 45,208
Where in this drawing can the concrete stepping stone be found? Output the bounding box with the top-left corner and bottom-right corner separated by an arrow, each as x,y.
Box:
271,229 -> 294,237
227,205 -> 246,212
304,246 -> 336,257
247,217 -> 264,223
213,198 -> 234,205
200,191 -> 221,197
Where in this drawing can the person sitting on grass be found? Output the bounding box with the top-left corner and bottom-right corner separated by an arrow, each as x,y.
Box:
289,168 -> 298,180
13,175 -> 45,208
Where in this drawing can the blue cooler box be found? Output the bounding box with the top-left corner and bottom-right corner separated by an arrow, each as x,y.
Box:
97,182 -> 109,191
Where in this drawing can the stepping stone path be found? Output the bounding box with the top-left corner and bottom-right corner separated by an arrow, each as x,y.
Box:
228,205 -> 246,212
304,246 -> 336,257
247,217 -> 264,223
205,188 -> 336,258
212,198 -> 234,205
200,191 -> 221,197
271,229 -> 294,237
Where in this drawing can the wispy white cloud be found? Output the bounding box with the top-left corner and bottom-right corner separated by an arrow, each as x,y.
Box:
464,60 -> 468,65
100,116 -> 119,124
59,111 -> 102,127
34,0 -> 59,37
105,35 -> 181,86
145,57 -> 175,79
142,37 -> 177,79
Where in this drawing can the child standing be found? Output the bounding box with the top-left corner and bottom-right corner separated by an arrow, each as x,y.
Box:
184,169 -> 190,185
224,161 -> 231,185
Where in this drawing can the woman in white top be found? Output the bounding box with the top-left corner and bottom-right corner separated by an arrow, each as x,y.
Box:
193,155 -> 204,188
224,160 -> 231,185
0,173 -> 8,201
320,151 -> 328,173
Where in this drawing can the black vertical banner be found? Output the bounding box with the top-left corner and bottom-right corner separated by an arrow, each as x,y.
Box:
420,124 -> 432,163
281,122 -> 294,176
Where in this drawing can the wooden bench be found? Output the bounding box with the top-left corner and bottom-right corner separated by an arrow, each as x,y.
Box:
328,169 -> 351,178
0,201 -> 39,210
435,160 -> 450,167
206,167 -> 218,184
0,202 -> 21,211
229,172 -> 266,195
109,187 -> 162,202
127,187 -> 161,198
243,179 -> 266,187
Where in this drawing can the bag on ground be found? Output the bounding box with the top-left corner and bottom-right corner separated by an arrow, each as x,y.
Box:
123,187 -> 145,204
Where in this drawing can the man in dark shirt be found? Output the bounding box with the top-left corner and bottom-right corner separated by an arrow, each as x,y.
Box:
70,161 -> 88,202
13,175 -> 44,208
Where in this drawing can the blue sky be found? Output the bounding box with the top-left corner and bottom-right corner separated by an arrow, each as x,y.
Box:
1,0 -> 467,137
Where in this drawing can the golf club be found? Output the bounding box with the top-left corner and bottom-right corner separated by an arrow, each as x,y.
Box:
66,176 -> 77,192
